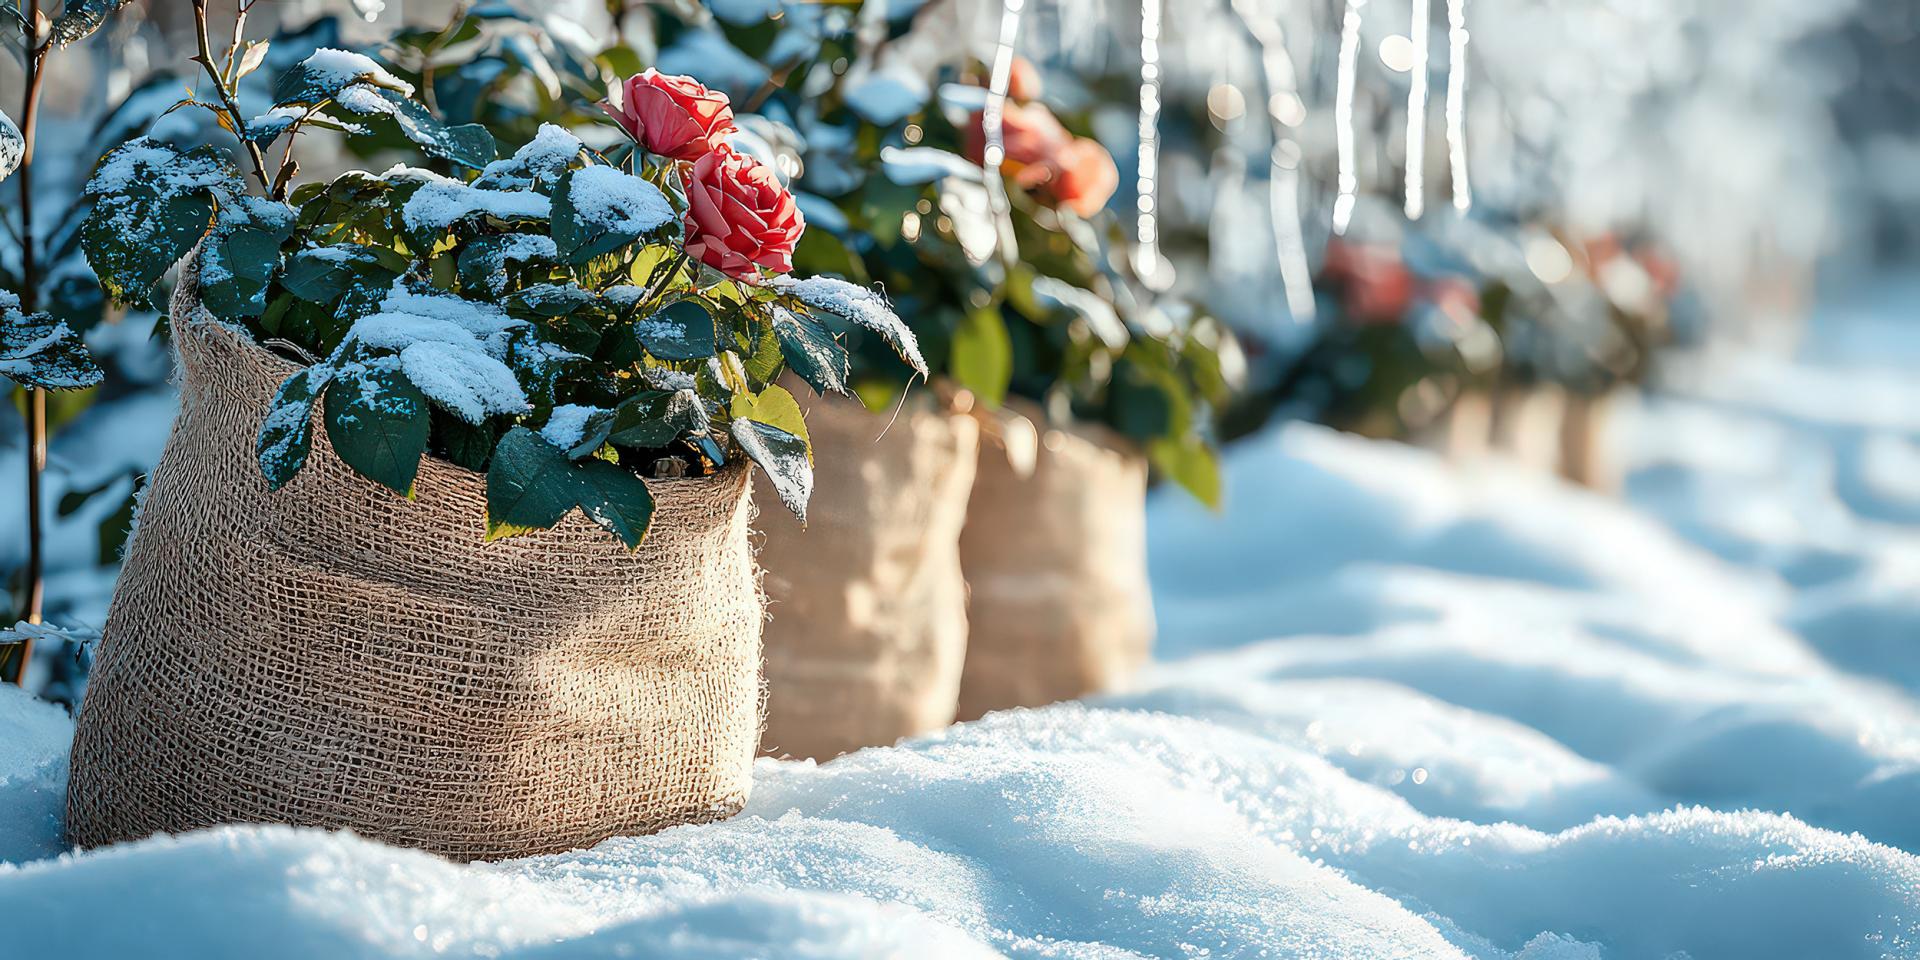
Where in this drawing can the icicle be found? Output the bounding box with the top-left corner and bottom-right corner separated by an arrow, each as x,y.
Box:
1332,0 -> 1367,235
982,0 -> 1026,263
1404,0 -> 1430,220
1132,0 -> 1166,289
1445,0 -> 1471,212
1228,0 -> 1315,324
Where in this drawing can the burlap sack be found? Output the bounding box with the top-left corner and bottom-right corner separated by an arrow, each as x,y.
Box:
67,283 -> 763,861
955,402 -> 1154,721
756,384 -> 978,759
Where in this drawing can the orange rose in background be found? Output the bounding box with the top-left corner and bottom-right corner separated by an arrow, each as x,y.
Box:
965,101 -> 1119,217
1006,57 -> 1043,102
1043,138 -> 1120,217
602,69 -> 738,162
682,145 -> 805,280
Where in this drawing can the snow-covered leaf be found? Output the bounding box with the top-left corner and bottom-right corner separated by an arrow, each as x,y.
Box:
604,389 -> 711,451
455,234 -> 556,298
198,197 -> 298,320
401,180 -> 550,236
257,365 -> 329,489
551,165 -> 677,265
506,283 -> 596,318
732,415 -> 812,522
774,276 -> 926,376
0,292 -> 104,390
324,83 -> 496,170
772,305 -> 850,396
273,48 -> 415,106
49,0 -> 134,48
322,358 -> 430,495
635,300 -> 718,361
81,138 -> 235,308
281,244 -> 400,306
0,109 -> 20,183
474,123 -> 583,191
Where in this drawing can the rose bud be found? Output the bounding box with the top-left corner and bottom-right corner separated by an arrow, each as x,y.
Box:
602,69 -> 738,162
682,145 -> 806,280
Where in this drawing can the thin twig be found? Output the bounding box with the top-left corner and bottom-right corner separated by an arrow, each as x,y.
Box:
190,0 -> 274,194
12,0 -> 51,687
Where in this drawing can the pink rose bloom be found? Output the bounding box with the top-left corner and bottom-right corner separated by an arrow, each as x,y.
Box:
601,69 -> 738,162
1043,137 -> 1120,218
682,145 -> 805,280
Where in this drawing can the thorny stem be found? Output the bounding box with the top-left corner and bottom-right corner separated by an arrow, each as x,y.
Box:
10,0 -> 51,687
190,0 -> 275,195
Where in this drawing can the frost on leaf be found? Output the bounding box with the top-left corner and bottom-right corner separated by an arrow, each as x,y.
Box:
456,234 -> 558,298
198,196 -> 298,319
273,48 -> 416,105
0,109 -> 21,183
322,356 -> 430,495
257,364 -> 332,489
732,417 -> 813,522
552,165 -> 677,264
475,124 -> 585,191
81,137 -> 237,308
0,292 -> 105,390
539,403 -> 603,453
771,305 -> 851,396
49,0 -> 135,48
773,276 -> 927,377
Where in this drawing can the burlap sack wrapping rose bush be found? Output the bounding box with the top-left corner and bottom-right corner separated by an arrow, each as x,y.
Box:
955,403 -> 1155,721
756,384 -> 979,759
67,290 -> 764,861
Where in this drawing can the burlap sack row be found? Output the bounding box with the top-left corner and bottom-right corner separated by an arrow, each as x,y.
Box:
956,400 -> 1155,721
756,381 -> 979,760
67,273 -> 765,861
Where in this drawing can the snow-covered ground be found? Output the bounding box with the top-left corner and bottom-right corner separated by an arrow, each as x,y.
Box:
4,287 -> 1920,957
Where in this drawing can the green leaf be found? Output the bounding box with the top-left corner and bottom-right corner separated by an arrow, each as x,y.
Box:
950,306 -> 1012,409
771,306 -> 850,396
0,300 -> 105,390
433,409 -> 497,471
49,0 -> 135,48
570,458 -> 656,548
322,360 -> 430,495
0,108 -> 19,183
199,199 -> 298,319
731,416 -> 813,522
373,90 -> 497,170
550,165 -> 675,264
485,426 -> 657,548
81,139 -> 233,308
1149,435 -> 1223,510
485,426 -> 580,539
775,277 -> 927,377
604,389 -> 710,450
283,244 -> 381,301
739,314 -> 785,388
257,366 -> 326,489
636,300 -> 718,361
506,282 -> 597,317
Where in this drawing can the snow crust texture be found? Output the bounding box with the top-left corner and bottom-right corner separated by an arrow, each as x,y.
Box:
5,293 -> 1920,957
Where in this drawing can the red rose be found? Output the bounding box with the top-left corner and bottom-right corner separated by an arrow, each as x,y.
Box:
1043,138 -> 1119,217
601,69 -> 738,162
1322,240 -> 1415,325
682,145 -> 805,280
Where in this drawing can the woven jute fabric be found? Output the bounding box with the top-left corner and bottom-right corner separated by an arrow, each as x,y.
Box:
67,277 -> 763,861
756,383 -> 978,760
955,401 -> 1154,721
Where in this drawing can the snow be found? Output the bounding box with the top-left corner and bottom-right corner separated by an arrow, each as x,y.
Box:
478,124 -> 585,190
294,48 -> 415,99
772,276 -> 927,376
539,404 -> 600,451
339,286 -> 533,423
565,165 -> 674,237
5,283 -> 1920,956
401,182 -> 551,233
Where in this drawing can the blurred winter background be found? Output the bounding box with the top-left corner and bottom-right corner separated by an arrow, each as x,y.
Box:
4,1 -> 1920,956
